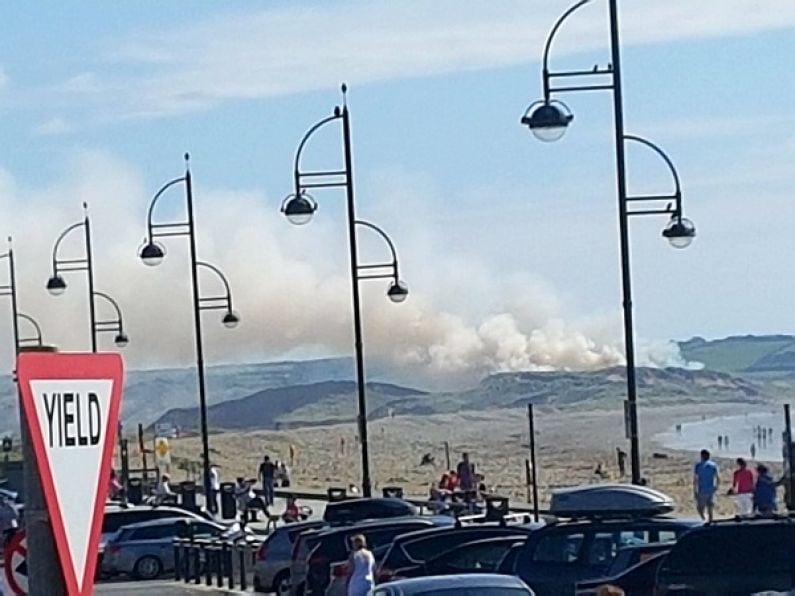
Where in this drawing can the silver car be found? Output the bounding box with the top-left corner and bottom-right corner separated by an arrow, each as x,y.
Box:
372,573 -> 536,595
253,520 -> 325,594
101,517 -> 233,579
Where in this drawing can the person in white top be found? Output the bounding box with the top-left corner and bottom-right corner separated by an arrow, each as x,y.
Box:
347,534 -> 375,596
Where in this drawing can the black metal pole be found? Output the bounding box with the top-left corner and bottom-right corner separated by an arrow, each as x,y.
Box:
607,0 -> 641,485
84,209 -> 98,353
785,404 -> 794,511
8,247 -> 20,351
528,404 -> 540,522
341,105 -> 372,498
184,166 -> 213,506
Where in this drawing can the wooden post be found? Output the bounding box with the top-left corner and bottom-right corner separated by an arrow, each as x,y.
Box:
444,441 -> 451,471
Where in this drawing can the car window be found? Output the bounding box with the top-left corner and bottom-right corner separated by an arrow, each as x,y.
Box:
403,530 -> 514,563
365,525 -> 428,551
130,525 -> 180,541
435,541 -> 518,572
192,523 -> 222,538
657,530 -> 677,543
532,532 -> 584,564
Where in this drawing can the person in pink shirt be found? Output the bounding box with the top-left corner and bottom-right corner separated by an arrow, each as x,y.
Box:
728,457 -> 755,516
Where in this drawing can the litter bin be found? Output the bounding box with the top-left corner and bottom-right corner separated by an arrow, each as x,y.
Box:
127,478 -> 143,505
327,487 -> 347,502
180,480 -> 197,510
485,496 -> 509,522
220,482 -> 237,520
382,486 -> 403,499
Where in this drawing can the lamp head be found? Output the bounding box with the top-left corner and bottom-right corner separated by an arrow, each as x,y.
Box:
387,280 -> 409,304
139,241 -> 166,266
662,216 -> 696,249
46,275 -> 67,296
520,100 -> 573,142
114,332 -> 129,348
222,311 -> 240,329
281,192 -> 317,226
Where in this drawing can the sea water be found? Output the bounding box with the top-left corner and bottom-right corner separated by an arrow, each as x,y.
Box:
654,410 -> 787,463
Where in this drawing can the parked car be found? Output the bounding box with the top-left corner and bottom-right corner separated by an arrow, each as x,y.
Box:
290,526 -> 327,596
654,518 -> 795,595
377,523 -> 540,583
101,517 -> 235,579
254,519 -> 326,594
601,542 -> 673,578
323,498 -> 419,525
306,516 -> 455,594
372,573 -> 536,595
102,504 -> 207,544
575,551 -> 668,596
498,516 -> 700,596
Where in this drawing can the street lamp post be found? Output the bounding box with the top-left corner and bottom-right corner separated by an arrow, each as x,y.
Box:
94,291 -> 130,348
520,0 -> 696,484
138,154 -> 240,505
282,85 -> 408,497
46,203 -> 98,352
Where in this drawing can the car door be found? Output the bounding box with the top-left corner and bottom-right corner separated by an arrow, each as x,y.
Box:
517,529 -> 587,596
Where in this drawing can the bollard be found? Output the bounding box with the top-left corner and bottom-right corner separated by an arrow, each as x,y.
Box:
225,541 -> 235,589
237,543 -> 247,591
216,541 -> 225,588
194,543 -> 202,585
174,539 -> 182,581
204,541 -> 213,586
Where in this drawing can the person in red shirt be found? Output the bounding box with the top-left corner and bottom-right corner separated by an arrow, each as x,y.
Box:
728,457 -> 755,516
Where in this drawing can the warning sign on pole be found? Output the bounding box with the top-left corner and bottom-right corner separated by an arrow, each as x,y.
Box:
17,352 -> 124,596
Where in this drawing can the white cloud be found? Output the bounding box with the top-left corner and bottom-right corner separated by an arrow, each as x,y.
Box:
53,0 -> 795,119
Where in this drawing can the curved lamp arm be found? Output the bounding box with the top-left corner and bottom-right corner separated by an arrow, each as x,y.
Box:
51,220 -> 86,274
145,154 -> 190,240
293,113 -> 343,192
17,312 -> 43,345
542,0 -> 594,97
355,220 -> 401,281
624,134 -> 683,214
93,291 -> 124,329
197,261 -> 234,310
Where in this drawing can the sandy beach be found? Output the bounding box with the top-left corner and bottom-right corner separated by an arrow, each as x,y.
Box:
162,401 -> 784,519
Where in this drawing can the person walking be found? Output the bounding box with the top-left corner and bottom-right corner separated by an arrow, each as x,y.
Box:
457,452 -> 475,492
258,455 -> 276,506
347,534 -> 375,596
693,449 -> 719,522
754,464 -> 777,514
616,448 -> 627,477
208,464 -> 221,515
728,458 -> 755,516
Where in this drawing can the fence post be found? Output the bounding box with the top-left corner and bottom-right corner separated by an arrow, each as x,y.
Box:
204,541 -> 213,585
173,538 -> 181,581
225,540 -> 235,589
238,541 -> 247,590
216,540 -> 225,588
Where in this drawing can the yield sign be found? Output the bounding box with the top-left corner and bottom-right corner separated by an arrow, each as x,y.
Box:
17,352 -> 124,596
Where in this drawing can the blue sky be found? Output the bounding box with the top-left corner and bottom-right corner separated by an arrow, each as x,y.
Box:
0,1 -> 793,380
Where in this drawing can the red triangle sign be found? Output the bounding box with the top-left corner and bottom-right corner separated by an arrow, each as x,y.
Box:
17,352 -> 124,596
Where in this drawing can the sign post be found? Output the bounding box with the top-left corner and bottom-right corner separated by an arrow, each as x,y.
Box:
17,352 -> 124,596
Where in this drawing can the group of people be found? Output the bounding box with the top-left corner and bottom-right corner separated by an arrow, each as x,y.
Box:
693,449 -> 778,521
429,452 -> 491,513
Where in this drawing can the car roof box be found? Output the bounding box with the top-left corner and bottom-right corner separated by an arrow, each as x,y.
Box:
550,484 -> 675,518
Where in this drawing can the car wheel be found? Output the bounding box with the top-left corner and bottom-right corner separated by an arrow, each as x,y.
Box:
273,570 -> 291,594
133,555 -> 163,580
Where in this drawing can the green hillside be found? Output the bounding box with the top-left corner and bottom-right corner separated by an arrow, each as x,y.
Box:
679,335 -> 795,374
